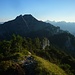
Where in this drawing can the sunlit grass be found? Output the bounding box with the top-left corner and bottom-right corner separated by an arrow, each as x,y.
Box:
33,55 -> 67,75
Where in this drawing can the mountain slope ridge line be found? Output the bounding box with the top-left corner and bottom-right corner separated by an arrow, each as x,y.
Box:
21,15 -> 29,30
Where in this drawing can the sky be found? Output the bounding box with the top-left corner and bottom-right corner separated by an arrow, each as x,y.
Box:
0,0 -> 75,22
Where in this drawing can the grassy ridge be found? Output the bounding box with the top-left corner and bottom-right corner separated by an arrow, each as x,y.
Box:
34,55 -> 67,75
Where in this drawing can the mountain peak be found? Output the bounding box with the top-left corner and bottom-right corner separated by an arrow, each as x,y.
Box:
23,14 -> 37,21
23,14 -> 33,17
15,14 -> 33,19
15,14 -> 37,22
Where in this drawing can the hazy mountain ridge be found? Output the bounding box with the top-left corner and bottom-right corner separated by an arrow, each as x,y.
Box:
0,14 -> 75,56
0,14 -> 64,40
46,20 -> 75,35
0,22 -> 4,24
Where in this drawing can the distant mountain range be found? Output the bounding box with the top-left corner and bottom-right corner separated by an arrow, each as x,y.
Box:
46,20 -> 75,35
0,14 -> 64,40
0,22 -> 4,24
0,14 -> 75,57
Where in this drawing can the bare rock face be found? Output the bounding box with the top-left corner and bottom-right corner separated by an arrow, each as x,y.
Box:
42,38 -> 50,49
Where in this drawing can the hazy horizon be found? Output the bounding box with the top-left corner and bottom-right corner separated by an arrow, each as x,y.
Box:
0,0 -> 75,22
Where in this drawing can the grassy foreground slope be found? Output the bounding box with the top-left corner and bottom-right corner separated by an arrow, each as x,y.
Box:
33,55 -> 67,75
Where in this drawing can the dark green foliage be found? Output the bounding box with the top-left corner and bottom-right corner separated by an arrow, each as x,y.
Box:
0,61 -> 25,75
0,40 -> 11,57
34,38 -> 41,49
0,35 -> 75,75
11,35 -> 23,53
60,64 -> 74,75
49,32 -> 75,57
22,37 -> 28,49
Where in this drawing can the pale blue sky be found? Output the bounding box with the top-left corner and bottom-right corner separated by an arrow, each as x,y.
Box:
0,0 -> 75,22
